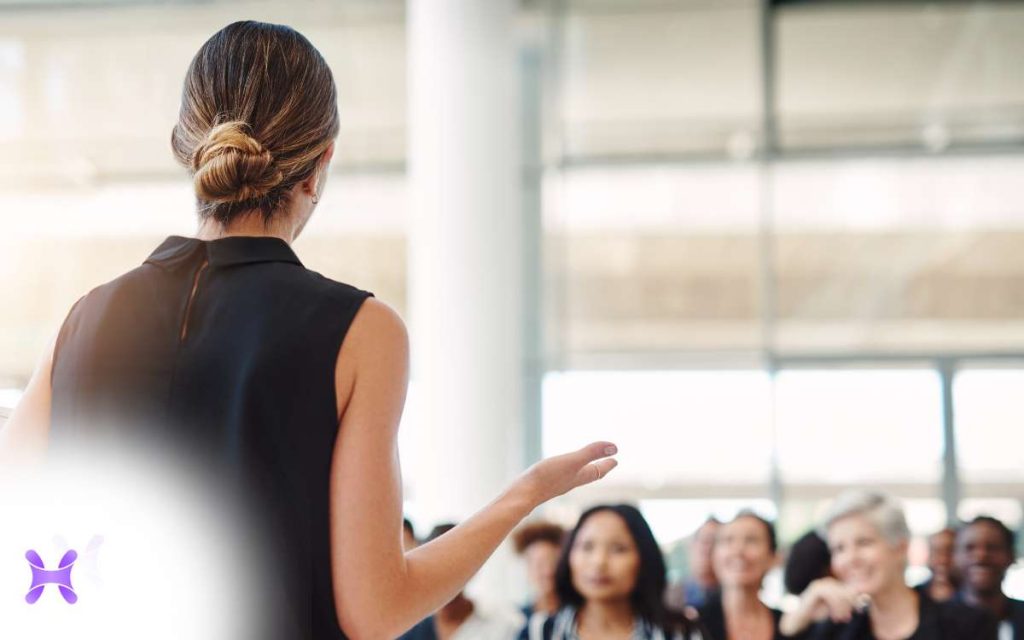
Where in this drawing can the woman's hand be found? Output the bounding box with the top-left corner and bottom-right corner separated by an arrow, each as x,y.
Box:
780,577 -> 866,635
512,441 -> 619,507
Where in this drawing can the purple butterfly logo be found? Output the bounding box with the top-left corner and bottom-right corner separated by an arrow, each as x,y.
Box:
25,549 -> 78,604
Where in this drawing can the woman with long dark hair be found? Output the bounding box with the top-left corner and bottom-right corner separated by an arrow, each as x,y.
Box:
0,20 -> 617,640
542,504 -> 706,640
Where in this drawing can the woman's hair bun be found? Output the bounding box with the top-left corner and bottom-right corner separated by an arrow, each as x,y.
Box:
173,22 -> 338,224
190,121 -> 284,203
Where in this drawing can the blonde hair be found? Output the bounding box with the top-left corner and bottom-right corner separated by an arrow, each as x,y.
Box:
171,21 -> 339,225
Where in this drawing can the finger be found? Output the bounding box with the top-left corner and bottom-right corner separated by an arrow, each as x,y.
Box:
819,589 -> 851,622
570,441 -> 618,465
574,458 -> 618,488
838,587 -> 861,610
854,593 -> 872,612
809,601 -> 829,621
823,592 -> 852,623
831,593 -> 856,618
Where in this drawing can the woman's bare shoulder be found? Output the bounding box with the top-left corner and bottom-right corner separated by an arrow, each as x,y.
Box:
344,298 -> 408,360
333,297 -> 409,416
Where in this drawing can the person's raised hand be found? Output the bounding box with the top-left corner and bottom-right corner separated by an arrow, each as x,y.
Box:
780,577 -> 865,634
513,441 -> 618,507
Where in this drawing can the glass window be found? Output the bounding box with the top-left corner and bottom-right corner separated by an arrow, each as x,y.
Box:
954,369 -> 1024,484
775,369 -> 943,484
546,164 -> 763,357
776,2 -> 1024,150
770,156 -> 1024,353
543,370 -> 773,487
547,155 -> 1024,359
560,1 -> 762,159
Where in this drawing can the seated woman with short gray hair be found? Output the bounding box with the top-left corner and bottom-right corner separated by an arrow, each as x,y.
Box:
779,491 -> 997,640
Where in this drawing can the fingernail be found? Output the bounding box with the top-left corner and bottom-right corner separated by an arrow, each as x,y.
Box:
604,445 -> 617,455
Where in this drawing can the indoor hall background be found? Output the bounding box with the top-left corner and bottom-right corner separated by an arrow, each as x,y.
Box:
1,0 -> 1023,606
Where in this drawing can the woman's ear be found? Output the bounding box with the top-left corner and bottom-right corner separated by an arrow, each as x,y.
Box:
302,143 -> 335,197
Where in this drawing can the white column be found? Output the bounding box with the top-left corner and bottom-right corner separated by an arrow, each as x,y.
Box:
405,0 -> 525,604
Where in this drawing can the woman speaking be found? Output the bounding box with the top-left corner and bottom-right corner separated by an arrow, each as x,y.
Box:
0,20 -> 617,640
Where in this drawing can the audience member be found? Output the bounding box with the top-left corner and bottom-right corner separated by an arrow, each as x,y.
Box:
514,521 -> 566,640
954,516 -> 1023,640
779,491 -> 996,640
541,504 -> 708,639
916,528 -> 957,602
784,531 -> 832,596
667,517 -> 722,610
700,511 -> 786,640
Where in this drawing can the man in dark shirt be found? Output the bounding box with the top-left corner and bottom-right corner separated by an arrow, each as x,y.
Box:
954,516 -> 1024,640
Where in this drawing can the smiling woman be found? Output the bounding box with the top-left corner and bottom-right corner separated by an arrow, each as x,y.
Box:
779,491 -> 998,640
700,512 -> 783,640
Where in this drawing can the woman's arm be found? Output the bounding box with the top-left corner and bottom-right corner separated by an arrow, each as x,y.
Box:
329,299 -> 617,638
0,337 -> 54,468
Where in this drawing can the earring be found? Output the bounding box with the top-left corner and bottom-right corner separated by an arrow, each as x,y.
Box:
311,193 -> 319,205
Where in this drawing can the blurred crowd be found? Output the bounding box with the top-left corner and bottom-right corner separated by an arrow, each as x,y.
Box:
399,492 -> 1022,640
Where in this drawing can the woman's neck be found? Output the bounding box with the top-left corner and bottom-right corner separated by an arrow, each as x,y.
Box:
534,590 -> 559,615
868,583 -> 919,640
722,585 -> 774,640
721,583 -> 767,616
195,211 -> 296,243
577,599 -> 635,637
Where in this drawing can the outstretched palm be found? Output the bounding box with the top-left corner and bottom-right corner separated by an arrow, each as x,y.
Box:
516,441 -> 618,504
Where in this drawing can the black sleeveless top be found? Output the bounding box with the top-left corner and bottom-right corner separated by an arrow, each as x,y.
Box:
50,235 -> 372,639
